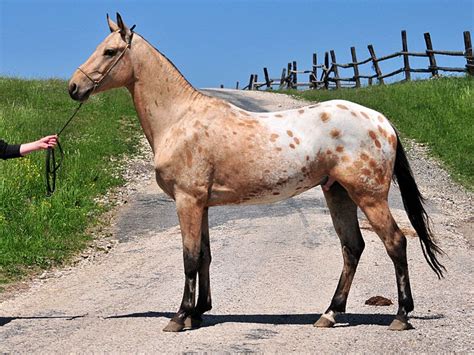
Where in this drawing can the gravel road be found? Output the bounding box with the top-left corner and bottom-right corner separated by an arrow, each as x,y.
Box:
0,89 -> 472,353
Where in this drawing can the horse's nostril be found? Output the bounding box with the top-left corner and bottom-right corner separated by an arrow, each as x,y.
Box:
69,83 -> 78,94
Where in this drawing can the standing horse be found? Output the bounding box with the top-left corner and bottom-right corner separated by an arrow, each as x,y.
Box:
68,14 -> 445,332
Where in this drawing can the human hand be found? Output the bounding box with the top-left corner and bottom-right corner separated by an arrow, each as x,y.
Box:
36,135 -> 58,149
20,135 -> 58,156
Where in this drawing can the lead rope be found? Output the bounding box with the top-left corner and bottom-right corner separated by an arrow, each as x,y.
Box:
45,102 -> 84,196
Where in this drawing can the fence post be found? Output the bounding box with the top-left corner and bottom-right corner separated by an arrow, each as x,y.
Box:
248,74 -> 254,90
287,62 -> 292,89
236,81 -> 239,90
279,68 -> 286,90
311,53 -> 318,89
367,44 -> 385,85
263,67 -> 271,89
424,32 -> 438,77
330,50 -> 341,89
324,52 -> 330,89
464,31 -> 474,75
350,46 -> 361,88
368,77 -> 373,86
254,74 -> 258,90
292,61 -> 298,89
401,30 -> 411,81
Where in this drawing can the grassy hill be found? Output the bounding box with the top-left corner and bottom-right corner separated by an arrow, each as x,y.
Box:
288,76 -> 473,189
0,78 -> 141,286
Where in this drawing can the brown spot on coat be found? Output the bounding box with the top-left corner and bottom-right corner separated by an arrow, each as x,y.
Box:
369,159 -> 377,168
337,104 -> 349,110
361,168 -> 371,176
336,145 -> 344,153
368,130 -> 377,140
270,133 -> 279,142
275,114 -> 283,118
185,149 -> 193,168
294,137 -> 300,145
289,143 -> 296,149
378,115 -> 385,123
306,155 -> 310,161
341,155 -> 350,162
320,112 -> 330,122
361,111 -> 370,119
374,139 -> 381,149
275,147 -> 282,151
272,192 -> 280,195
326,149 -> 332,155
330,129 -> 341,138
286,130 -> 294,137
360,153 -> 369,161
298,109 -> 305,114
351,111 -> 358,117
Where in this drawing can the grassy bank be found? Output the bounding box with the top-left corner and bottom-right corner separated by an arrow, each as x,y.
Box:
0,78 -> 141,286
287,76 -> 474,189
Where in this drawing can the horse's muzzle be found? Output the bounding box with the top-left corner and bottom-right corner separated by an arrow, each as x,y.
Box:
68,82 -> 93,102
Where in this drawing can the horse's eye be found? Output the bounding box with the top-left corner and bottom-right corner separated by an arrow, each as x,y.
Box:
103,49 -> 117,57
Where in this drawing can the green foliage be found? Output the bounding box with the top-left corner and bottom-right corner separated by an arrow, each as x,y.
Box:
0,78 -> 141,283
288,76 -> 474,189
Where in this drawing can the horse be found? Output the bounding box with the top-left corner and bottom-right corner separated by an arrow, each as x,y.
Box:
68,13 -> 445,332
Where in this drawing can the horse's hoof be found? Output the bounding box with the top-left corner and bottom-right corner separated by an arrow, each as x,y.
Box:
314,315 -> 335,328
163,319 -> 185,332
388,318 -> 414,331
184,315 -> 202,330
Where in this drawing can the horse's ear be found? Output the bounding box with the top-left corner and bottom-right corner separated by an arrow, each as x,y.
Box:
107,13 -> 119,32
116,12 -> 132,43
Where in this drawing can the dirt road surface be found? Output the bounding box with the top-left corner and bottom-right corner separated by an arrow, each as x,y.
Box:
1,90 -> 472,353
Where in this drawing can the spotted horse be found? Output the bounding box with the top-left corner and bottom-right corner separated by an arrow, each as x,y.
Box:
68,13 -> 445,332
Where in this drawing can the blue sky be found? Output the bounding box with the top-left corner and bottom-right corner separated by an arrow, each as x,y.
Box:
0,0 -> 472,88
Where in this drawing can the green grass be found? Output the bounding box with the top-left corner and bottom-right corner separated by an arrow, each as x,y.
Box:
286,76 -> 474,189
0,78 -> 141,285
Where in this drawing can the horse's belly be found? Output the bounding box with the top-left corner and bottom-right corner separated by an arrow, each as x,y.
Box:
207,171 -> 324,207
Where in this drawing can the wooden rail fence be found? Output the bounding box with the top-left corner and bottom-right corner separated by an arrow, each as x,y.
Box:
239,30 -> 473,90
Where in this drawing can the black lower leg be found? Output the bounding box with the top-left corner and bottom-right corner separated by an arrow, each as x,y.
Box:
326,244 -> 364,313
195,208 -> 212,316
172,251 -> 200,325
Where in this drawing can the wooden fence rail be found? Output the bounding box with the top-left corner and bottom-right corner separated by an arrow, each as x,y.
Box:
241,30 -> 473,90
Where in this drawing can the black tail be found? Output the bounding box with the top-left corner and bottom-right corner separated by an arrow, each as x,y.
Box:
393,134 -> 446,278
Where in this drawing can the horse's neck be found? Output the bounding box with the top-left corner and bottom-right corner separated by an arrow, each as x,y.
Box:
127,36 -> 207,150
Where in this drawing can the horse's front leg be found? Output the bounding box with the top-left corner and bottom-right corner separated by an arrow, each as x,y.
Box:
163,192 -> 205,332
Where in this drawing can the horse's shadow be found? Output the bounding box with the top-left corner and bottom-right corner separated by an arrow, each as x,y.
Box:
0,311 -> 444,328
105,311 -> 444,328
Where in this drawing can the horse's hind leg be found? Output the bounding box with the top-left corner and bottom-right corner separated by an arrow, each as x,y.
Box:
315,182 -> 365,328
356,196 -> 414,330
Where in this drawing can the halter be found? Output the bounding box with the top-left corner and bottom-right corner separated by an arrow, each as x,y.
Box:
46,27 -> 135,195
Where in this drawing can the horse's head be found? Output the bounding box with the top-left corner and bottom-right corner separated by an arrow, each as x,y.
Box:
68,13 -> 135,102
